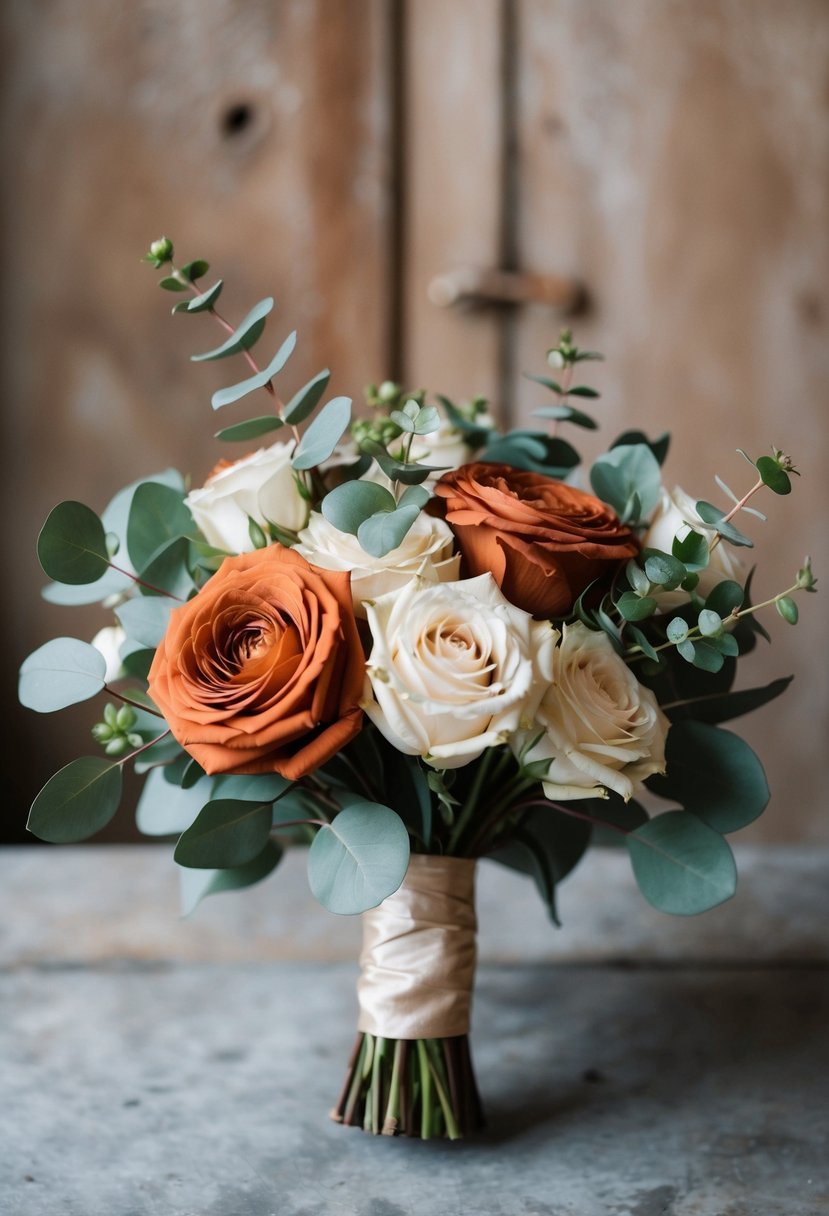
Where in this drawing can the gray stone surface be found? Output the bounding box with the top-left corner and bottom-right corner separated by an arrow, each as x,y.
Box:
2,962 -> 828,1216
3,845 -> 828,1214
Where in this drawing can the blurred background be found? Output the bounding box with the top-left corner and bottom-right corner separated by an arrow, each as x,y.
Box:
2,0 -> 826,844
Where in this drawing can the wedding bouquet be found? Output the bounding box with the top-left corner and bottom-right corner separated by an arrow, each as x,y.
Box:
20,238 -> 816,1140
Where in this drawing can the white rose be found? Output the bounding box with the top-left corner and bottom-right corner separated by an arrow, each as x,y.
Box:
362,572 -> 557,768
91,625 -> 127,683
643,485 -> 743,612
295,510 -> 460,616
185,442 -> 307,554
520,621 -> 669,802
409,410 -> 494,480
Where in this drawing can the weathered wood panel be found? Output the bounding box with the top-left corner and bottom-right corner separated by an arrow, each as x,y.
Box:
1,0 -> 394,835
510,0 -> 829,841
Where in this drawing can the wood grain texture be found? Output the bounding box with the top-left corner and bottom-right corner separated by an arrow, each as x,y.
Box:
508,0 -> 829,841
1,0 -> 394,834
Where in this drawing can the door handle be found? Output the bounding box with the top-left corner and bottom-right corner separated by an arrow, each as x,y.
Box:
427,266 -> 584,314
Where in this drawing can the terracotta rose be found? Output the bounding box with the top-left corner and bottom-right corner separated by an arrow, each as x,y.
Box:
432,463 -> 638,617
147,544 -> 364,779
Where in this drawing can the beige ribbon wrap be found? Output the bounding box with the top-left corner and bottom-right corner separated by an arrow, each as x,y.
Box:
357,855 -> 477,1040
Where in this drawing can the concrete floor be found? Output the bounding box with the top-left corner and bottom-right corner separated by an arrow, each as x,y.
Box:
2,848 -> 828,1216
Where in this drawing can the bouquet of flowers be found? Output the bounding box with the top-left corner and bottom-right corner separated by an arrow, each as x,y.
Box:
20,238 -> 816,1140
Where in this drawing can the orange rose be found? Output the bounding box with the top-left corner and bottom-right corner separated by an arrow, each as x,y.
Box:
433,463 -> 638,617
147,544 -> 364,780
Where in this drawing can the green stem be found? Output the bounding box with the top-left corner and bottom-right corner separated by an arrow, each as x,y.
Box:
447,747 -> 500,854
425,1040 -> 461,1140
416,1040 -> 434,1140
382,1039 -> 404,1136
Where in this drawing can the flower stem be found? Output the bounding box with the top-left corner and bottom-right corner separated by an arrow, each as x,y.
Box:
117,728 -> 172,767
708,476 -> 763,553
103,687 -> 165,717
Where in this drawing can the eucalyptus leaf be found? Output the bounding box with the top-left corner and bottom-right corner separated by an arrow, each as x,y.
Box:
179,260 -> 209,282
211,331 -> 297,410
19,638 -> 106,713
672,529 -> 710,571
704,580 -> 744,618
321,480 -> 396,535
357,503 -> 421,558
138,536 -> 196,600
191,297 -> 274,362
127,483 -> 194,571
627,811 -> 737,915
37,501 -> 110,585
173,280 -> 224,314
647,721 -> 769,833
116,596 -> 174,649
174,799 -> 273,869
283,369 -> 332,424
28,757 -> 123,843
307,802 -> 410,915
532,405 -> 597,429
214,416 -> 286,442
135,768 -> 213,836
179,841 -> 283,916
211,772 -> 293,802
644,551 -> 686,589
616,592 -> 657,622
756,455 -> 791,495
663,674 -> 793,726
292,396 -> 352,470
590,444 -> 661,524
611,430 -> 671,466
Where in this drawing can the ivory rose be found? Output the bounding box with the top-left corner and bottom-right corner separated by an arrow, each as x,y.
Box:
91,625 -> 127,683
519,621 -> 669,801
433,464 -> 638,618
185,442 -> 308,554
644,485 -> 743,611
362,572 -> 557,768
147,544 -> 364,779
294,510 -> 460,615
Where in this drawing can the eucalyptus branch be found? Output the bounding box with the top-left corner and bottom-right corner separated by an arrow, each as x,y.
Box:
708,476 -> 764,553
117,728 -> 172,767
103,686 -> 165,717
108,562 -> 185,602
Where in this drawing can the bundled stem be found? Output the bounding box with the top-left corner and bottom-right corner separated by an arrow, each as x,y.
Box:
330,1033 -> 484,1139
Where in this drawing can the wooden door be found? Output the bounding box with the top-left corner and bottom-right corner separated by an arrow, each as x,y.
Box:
403,0 -> 829,843
4,0 -> 827,842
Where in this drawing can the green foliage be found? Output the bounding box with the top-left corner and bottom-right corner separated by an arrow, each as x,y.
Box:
135,768 -> 214,836
179,841 -> 283,916
488,804 -> 591,926
292,396 -> 352,470
173,280 -> 224,314
174,799 -> 273,868
19,638 -> 107,713
616,592 -> 657,622
283,370 -> 332,425
481,430 -> 580,476
695,501 -> 753,548
321,480 -> 397,535
37,501 -> 110,585
357,504 -> 421,558
28,757 -> 123,842
662,675 -> 793,726
672,528 -> 709,571
626,811 -> 737,915
116,594 -> 174,649
211,331 -> 297,409
126,482 -> 194,572
611,430 -> 671,466
139,536 -> 196,599
191,297 -> 274,362
590,444 -> 661,525
755,454 -> 791,495
643,551 -> 686,589
532,404 -> 597,430
214,415 -> 285,442
776,596 -> 799,624
307,803 -> 410,915
647,721 -> 769,833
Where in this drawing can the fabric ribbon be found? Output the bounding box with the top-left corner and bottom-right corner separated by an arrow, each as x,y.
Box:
356,854 -> 477,1039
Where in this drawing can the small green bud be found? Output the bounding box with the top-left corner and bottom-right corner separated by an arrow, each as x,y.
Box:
378,380 -> 400,404
776,596 -> 799,625
92,722 -> 114,743
105,736 -> 129,756
116,705 -> 137,731
149,236 -> 173,263
126,733 -> 144,749
771,446 -> 799,476
796,556 -> 817,592
546,349 -> 566,369
103,702 -> 119,729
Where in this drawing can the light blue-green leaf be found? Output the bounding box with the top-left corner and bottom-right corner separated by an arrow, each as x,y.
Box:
19,638 -> 106,713
211,331 -> 297,410
116,596 -> 174,648
627,811 -> 736,915
212,772 -> 293,803
191,297 -> 273,362
644,551 -> 686,589
398,484 -> 431,511
321,481 -> 396,535
307,802 -> 410,915
135,768 -> 213,836
127,483 -> 194,571
357,503 -> 421,558
292,396 -> 352,470
178,841 -> 283,916
214,416 -> 286,442
173,279 -> 224,314
647,721 -> 769,833
283,369 -> 331,424
173,799 -> 273,868
590,444 -> 661,524
27,757 -> 123,843
37,501 -> 110,585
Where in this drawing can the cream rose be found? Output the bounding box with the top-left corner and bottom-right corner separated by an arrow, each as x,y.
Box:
185,442 -> 308,554
91,625 -> 127,683
409,410 -> 495,482
519,621 -> 669,801
644,486 -> 742,612
294,510 -> 460,616
362,573 -> 557,768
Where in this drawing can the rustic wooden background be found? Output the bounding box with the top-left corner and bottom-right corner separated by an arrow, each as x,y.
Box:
2,0 -> 827,843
